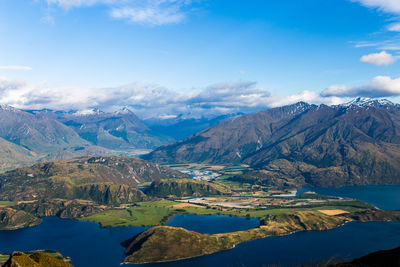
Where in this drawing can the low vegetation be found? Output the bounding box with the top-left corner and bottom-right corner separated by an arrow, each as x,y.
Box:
1,251 -> 73,267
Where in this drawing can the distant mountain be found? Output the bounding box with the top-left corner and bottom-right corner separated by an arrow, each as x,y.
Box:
0,105 -> 184,171
34,107 -> 173,150
0,105 -> 109,169
0,137 -> 37,171
144,113 -> 243,141
0,105 -> 91,154
144,98 -> 400,187
0,156 -> 188,204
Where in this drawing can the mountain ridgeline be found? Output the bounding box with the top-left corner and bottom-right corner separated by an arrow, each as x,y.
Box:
145,98 -> 400,187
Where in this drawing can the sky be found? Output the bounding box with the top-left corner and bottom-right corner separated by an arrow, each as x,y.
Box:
1,0 -> 400,118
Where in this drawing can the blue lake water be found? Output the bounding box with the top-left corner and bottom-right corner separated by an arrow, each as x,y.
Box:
298,185 -> 400,210
0,215 -> 258,267
0,185 -> 399,267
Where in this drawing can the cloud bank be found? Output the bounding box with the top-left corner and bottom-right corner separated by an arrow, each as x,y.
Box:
322,76 -> 400,98
0,77 -> 343,119
360,51 -> 397,66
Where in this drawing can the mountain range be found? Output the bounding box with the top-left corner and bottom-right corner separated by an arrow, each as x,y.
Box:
2,97 -> 400,188
145,98 -> 400,187
30,107 -> 172,150
0,104 -> 243,171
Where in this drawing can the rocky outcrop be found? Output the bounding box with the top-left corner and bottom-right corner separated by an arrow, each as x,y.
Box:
145,179 -> 230,197
2,251 -> 73,267
16,199 -> 108,218
73,183 -> 147,205
0,208 -> 41,230
343,210 -> 400,222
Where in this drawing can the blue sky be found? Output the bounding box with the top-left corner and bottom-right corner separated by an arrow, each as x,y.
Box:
1,0 -> 400,118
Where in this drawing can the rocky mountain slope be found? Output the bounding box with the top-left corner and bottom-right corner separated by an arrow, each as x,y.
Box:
145,98 -> 400,187
0,137 -> 37,171
0,156 -> 188,204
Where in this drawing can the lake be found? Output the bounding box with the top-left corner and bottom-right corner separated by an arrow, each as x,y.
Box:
0,185 -> 399,267
0,215 -> 258,267
298,185 -> 400,210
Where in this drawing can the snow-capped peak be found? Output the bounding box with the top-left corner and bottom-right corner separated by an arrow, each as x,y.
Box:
0,104 -> 18,112
115,106 -> 133,115
339,97 -> 395,108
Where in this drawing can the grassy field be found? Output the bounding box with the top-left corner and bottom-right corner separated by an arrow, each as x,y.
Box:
82,200 -> 178,227
81,198 -> 373,227
0,201 -> 16,207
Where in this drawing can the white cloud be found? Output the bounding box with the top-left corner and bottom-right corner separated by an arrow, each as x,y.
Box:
0,77 -> 348,118
45,0 -> 119,10
321,76 -> 400,97
360,51 -> 397,66
388,22 -> 400,32
0,66 -> 32,71
44,0 -> 195,25
110,5 -> 185,25
266,91 -> 343,108
0,77 -> 26,91
352,0 -> 400,14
